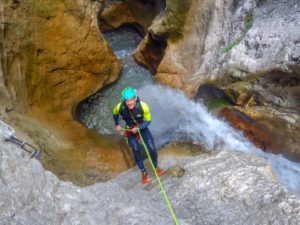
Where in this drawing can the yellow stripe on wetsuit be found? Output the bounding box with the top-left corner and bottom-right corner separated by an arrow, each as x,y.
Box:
113,101 -> 151,121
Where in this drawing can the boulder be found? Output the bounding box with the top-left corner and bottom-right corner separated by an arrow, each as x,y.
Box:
218,107 -> 286,156
1,120 -> 300,224
99,0 -> 161,33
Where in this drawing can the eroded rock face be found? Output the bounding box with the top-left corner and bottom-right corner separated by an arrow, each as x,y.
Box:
30,0 -> 121,115
1,121 -> 300,225
0,0 -> 128,183
1,0 -> 123,118
145,0 -> 300,161
148,0 -> 192,38
132,34 -> 167,74
252,70 -> 300,111
218,107 -> 286,154
150,0 -> 300,95
222,68 -> 300,162
99,0 -> 161,33
236,105 -> 300,163
2,0 -> 122,114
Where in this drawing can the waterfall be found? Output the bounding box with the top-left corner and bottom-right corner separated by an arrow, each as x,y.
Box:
138,84 -> 300,195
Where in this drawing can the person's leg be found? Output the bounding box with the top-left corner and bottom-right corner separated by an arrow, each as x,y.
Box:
127,134 -> 145,171
140,128 -> 158,167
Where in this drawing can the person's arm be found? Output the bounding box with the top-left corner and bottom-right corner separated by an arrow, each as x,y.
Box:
113,114 -> 119,126
113,103 -> 121,129
139,120 -> 151,130
139,102 -> 151,130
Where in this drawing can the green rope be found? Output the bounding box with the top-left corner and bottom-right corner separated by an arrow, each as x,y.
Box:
137,129 -> 179,225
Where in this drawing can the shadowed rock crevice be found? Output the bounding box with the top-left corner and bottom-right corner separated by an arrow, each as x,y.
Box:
133,34 -> 167,74
98,0 -> 163,34
98,0 -> 192,77
254,69 -> 300,111
194,84 -> 237,109
148,0 -> 192,39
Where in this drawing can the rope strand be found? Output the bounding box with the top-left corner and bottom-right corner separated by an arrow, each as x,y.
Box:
120,127 -> 179,225
137,128 -> 179,225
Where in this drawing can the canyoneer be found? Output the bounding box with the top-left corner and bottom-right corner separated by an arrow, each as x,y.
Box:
113,87 -> 166,184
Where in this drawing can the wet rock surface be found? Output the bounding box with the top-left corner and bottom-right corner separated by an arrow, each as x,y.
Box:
99,0 -> 161,33
1,1 -> 300,223
194,84 -> 236,109
0,0 -> 130,185
102,0 -> 300,167
236,105 -> 300,162
218,107 -> 286,155
252,70 -> 300,111
223,68 -> 300,162
1,0 -> 121,114
1,120 -> 300,225
133,34 -> 167,74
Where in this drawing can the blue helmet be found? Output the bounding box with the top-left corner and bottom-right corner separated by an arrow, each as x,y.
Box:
121,87 -> 137,100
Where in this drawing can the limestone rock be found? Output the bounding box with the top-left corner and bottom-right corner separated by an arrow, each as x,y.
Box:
145,0 -> 300,161
0,0 -> 128,184
218,107 -> 286,155
99,0 -> 161,33
1,0 -> 122,116
132,34 -> 167,74
0,120 -> 15,140
148,0 -> 192,38
1,0 -> 122,114
149,0 -> 300,96
1,121 -> 300,225
236,105 -> 300,163
223,68 -> 300,161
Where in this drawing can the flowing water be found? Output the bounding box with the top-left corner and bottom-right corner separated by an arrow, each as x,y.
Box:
77,26 -> 300,196
138,84 -> 300,195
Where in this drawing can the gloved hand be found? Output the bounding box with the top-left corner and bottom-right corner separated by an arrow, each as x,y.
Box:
131,126 -> 139,134
115,125 -> 121,131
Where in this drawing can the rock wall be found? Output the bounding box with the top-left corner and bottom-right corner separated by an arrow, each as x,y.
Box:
146,0 -> 300,95
1,120 -> 300,225
99,0 -> 161,33
1,0 -> 121,113
0,1 -> 15,115
136,0 -> 300,160
0,0 -> 128,182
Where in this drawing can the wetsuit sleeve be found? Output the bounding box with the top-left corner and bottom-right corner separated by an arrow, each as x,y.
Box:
113,103 -> 121,126
139,102 -> 151,130
139,121 -> 151,130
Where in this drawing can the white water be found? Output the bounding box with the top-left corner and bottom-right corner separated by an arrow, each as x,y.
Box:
138,84 -> 300,195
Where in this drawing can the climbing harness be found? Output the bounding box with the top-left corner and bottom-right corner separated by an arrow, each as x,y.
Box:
5,135 -> 41,160
121,127 -> 179,225
123,127 -> 141,141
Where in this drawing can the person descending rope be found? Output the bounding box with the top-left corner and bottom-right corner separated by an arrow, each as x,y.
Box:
113,87 -> 166,184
